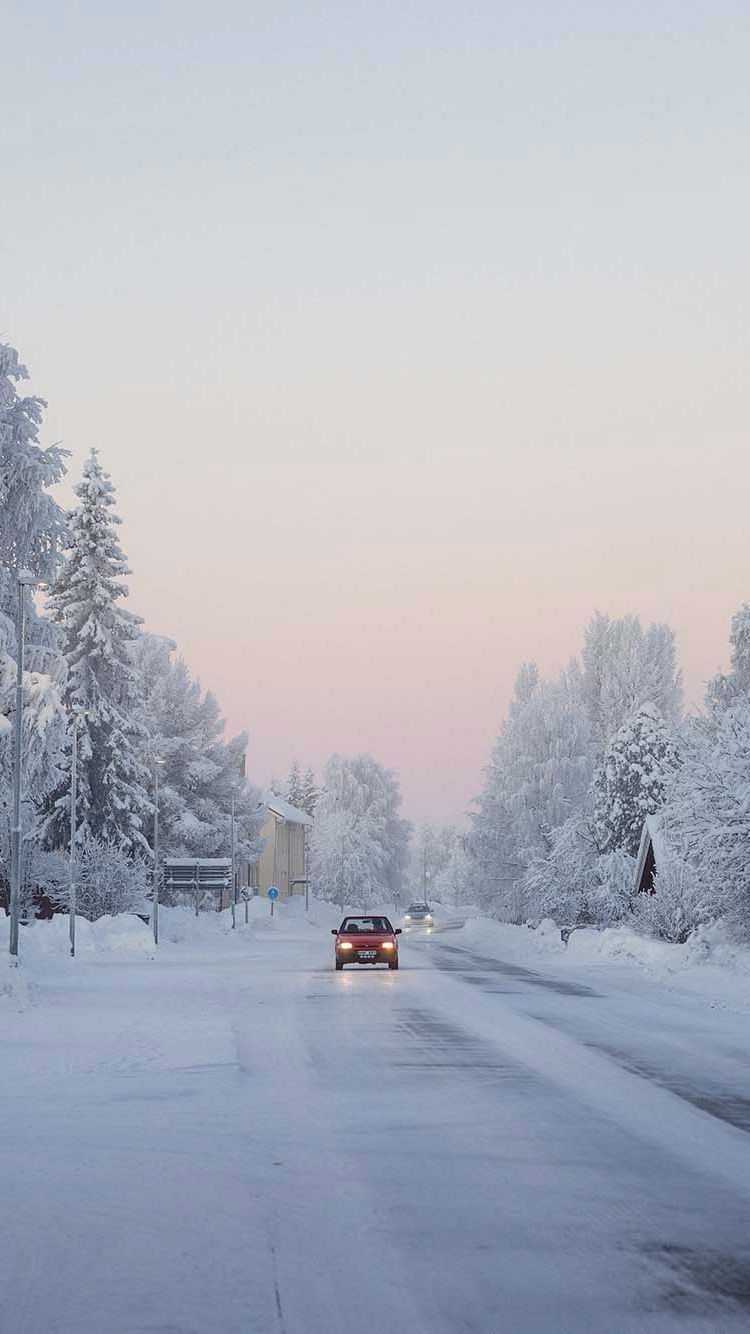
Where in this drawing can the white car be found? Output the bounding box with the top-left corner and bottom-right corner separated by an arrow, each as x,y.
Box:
403,902 -> 434,927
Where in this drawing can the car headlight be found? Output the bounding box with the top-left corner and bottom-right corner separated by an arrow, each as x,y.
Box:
381,941 -> 395,950
338,941 -> 353,950
425,915 -> 433,922
404,915 -> 411,921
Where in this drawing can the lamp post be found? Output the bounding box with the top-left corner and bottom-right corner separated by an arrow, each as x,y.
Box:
230,793 -> 236,929
69,715 -> 78,958
9,570 -> 38,960
152,758 -> 164,945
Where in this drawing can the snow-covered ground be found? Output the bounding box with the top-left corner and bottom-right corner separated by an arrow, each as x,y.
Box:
4,901 -> 750,1332
450,910 -> 750,1013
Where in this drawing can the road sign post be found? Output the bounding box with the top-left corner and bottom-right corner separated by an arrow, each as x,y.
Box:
268,885 -> 279,917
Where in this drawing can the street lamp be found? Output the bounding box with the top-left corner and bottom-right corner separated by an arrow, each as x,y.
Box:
230,792 -> 236,929
9,570 -> 38,960
67,707 -> 89,958
69,712 -> 79,958
152,758 -> 165,945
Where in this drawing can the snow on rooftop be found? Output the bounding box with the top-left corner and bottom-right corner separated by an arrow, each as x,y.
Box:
262,792 -> 313,825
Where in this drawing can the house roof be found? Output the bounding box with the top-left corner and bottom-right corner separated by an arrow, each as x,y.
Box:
633,812 -> 671,891
262,793 -> 313,826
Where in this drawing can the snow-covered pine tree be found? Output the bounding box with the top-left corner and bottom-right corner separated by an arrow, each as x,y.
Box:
300,767 -> 318,817
43,450 -> 151,854
592,703 -> 677,858
286,760 -> 304,809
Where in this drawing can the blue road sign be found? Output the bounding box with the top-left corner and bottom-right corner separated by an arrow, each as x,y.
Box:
267,886 -> 279,901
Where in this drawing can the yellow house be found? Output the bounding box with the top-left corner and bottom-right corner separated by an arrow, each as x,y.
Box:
254,794 -> 313,900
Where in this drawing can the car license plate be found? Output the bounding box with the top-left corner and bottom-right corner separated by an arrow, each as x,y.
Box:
359,950 -> 376,959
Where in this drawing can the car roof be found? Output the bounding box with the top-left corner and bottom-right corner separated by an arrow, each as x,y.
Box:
340,915 -> 392,925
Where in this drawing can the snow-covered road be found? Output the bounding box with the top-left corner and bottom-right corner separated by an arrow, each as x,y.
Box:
4,908 -> 750,1333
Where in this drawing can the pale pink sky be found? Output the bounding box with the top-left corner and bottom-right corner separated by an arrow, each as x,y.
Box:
3,3 -> 749,820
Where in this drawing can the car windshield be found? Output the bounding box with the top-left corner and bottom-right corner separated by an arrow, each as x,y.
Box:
340,917 -> 391,934
407,904 -> 430,913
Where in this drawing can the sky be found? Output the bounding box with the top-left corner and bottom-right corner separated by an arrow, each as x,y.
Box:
2,2 -> 749,822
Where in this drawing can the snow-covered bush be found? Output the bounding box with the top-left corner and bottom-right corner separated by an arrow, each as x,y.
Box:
635,862 -> 713,944
40,834 -> 149,921
589,848 -> 637,926
524,812 -> 597,925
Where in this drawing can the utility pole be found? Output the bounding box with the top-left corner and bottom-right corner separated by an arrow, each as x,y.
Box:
153,758 -> 164,945
9,571 -> 37,959
69,718 -> 78,957
230,793 -> 236,929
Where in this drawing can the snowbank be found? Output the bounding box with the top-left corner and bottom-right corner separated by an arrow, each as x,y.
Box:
91,914 -> 155,955
454,913 -> 750,1011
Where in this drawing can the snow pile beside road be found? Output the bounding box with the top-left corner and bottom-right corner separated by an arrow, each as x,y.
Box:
563,918 -> 750,983
23,913 -> 97,958
459,914 -> 564,961
91,914 -> 155,955
455,913 -> 750,1008
0,912 -> 161,962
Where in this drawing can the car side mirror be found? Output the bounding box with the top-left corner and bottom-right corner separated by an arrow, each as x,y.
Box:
394,928 -> 402,935
331,928 -> 338,935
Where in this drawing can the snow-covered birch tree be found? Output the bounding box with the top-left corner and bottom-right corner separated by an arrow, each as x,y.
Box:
131,633 -> 263,861
310,754 -> 410,907
0,341 -> 68,897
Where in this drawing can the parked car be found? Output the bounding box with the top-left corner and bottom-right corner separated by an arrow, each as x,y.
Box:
332,915 -> 401,970
403,902 -> 434,927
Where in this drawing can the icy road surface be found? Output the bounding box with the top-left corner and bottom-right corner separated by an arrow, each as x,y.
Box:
5,910 -> 750,1333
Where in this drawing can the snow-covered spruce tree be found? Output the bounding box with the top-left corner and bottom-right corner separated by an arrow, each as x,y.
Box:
43,450 -> 150,854
310,754 -> 410,908
285,760 -> 304,809
300,767 -> 318,817
592,703 -> 677,858
131,633 -> 263,862
0,342 -> 68,821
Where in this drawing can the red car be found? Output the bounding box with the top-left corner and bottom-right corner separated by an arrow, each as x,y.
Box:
332,915 -> 402,970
